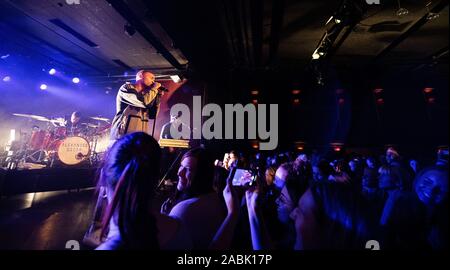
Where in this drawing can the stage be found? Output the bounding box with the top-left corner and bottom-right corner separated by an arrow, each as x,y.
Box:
0,167 -> 97,197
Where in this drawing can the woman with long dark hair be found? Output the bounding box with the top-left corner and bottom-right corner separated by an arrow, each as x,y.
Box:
96,132 -> 191,250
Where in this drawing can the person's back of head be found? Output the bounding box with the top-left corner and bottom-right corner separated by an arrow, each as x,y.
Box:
99,132 -> 161,249
378,165 -> 402,191
312,159 -> 333,183
310,182 -> 377,249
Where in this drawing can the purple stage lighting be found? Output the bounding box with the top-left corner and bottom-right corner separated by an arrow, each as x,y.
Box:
40,84 -> 48,90
72,77 -> 80,84
49,68 -> 56,75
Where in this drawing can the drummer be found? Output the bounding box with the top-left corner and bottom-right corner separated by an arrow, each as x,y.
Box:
66,111 -> 88,136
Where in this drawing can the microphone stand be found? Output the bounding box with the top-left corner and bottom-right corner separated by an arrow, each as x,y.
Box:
157,149 -> 184,190
148,91 -> 163,138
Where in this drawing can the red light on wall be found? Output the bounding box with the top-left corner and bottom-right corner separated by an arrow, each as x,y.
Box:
297,146 -> 304,151
423,87 -> 434,94
376,98 -> 384,105
293,98 -> 300,105
428,97 -> 436,104
292,89 -> 301,95
252,99 -> 258,104
334,147 -> 341,152
374,88 -> 383,94
338,98 -> 345,105
251,90 -> 259,95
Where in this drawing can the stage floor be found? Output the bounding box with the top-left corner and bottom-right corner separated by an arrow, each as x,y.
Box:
0,188 -> 96,250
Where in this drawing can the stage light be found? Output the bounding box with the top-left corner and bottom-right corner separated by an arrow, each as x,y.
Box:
49,68 -> 56,75
331,142 -> 344,152
312,51 -> 321,60
9,129 -> 16,143
423,87 -> 434,94
40,84 -> 48,90
428,97 -> 436,104
338,98 -> 345,105
426,2 -> 440,20
291,90 -> 301,95
252,99 -> 258,104
72,77 -> 80,84
293,98 -> 300,105
170,75 -> 181,83
373,88 -> 383,94
252,142 -> 259,149
251,90 -> 259,95
376,98 -> 384,105
2,76 -> 11,82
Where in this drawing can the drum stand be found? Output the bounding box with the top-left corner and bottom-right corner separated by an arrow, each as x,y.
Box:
89,135 -> 101,167
21,147 -> 47,164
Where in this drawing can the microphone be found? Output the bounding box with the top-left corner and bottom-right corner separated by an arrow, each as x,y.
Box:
158,86 -> 169,92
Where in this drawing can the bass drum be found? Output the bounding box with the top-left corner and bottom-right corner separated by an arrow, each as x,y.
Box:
57,136 -> 90,165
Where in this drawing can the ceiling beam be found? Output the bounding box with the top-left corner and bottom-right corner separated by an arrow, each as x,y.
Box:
374,0 -> 449,62
106,0 -> 185,70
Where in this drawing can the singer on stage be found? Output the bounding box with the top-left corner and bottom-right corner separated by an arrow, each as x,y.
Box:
110,70 -> 165,141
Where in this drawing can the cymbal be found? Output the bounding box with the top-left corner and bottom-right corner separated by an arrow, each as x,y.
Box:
81,122 -> 100,128
13,113 -> 50,122
90,116 -> 110,122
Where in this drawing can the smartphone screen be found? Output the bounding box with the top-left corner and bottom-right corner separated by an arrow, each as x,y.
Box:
232,168 -> 254,186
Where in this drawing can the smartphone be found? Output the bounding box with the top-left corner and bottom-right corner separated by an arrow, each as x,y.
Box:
231,168 -> 256,186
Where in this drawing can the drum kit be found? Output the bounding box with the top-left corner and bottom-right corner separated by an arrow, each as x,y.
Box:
6,113 -> 111,168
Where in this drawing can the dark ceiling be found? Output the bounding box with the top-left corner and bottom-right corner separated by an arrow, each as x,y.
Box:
0,0 -> 447,85
0,0 -> 448,151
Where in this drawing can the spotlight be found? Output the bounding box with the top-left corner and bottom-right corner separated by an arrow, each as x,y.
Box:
423,87 -> 434,94
396,8 -> 409,16
426,2 -> 440,20
72,77 -> 80,84
395,0 -> 409,16
312,50 -> 321,60
373,88 -> 383,94
9,129 -> 16,143
2,76 -> 11,82
40,84 -> 48,90
170,75 -> 181,83
49,68 -> 56,75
